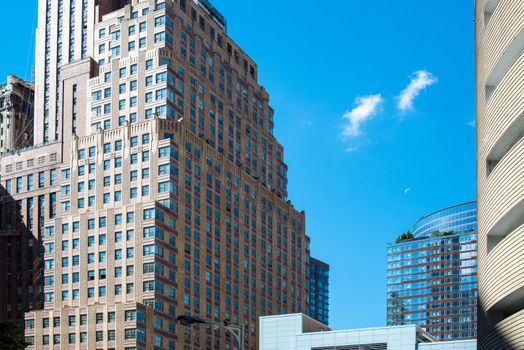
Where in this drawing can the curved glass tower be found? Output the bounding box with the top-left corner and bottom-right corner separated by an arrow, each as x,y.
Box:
387,202 -> 477,340
412,201 -> 477,238
476,0 -> 524,348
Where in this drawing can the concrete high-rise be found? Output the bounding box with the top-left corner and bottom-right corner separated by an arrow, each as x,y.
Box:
387,202 -> 477,340
476,0 -> 524,348
0,75 -> 34,156
0,0 -> 316,349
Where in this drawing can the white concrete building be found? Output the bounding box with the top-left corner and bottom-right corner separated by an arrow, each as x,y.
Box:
259,314 -> 477,350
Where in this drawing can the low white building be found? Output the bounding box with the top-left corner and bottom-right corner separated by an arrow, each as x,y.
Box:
259,314 -> 477,350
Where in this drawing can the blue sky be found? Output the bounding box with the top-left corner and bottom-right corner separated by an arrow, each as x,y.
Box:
0,0 -> 475,330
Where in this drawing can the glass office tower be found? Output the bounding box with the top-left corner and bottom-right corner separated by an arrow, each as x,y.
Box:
387,201 -> 477,340
307,257 -> 329,325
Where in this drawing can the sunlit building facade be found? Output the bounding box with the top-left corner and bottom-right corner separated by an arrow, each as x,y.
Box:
475,0 -> 524,348
387,202 -> 477,340
0,0 -> 315,349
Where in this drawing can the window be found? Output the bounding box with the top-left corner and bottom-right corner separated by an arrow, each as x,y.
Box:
146,75 -> 153,86
111,45 -> 120,57
125,310 -> 136,321
155,16 -> 165,27
115,214 -> 122,225
146,59 -> 153,70
62,168 -> 71,180
156,72 -> 167,84
80,314 -> 87,326
38,172 -> 45,187
155,32 -> 166,43
130,64 -> 137,75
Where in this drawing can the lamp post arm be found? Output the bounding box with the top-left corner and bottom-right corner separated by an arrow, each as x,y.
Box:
204,321 -> 244,350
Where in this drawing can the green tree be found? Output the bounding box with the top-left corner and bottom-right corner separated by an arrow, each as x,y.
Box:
0,321 -> 28,350
396,231 -> 414,242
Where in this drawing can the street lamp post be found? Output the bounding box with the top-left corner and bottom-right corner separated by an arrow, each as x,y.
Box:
176,315 -> 245,350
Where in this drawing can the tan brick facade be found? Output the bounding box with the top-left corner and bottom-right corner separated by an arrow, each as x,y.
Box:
1,0 -> 313,349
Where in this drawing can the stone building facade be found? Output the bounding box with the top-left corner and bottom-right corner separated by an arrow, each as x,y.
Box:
0,0 -> 323,349
0,75 -> 34,155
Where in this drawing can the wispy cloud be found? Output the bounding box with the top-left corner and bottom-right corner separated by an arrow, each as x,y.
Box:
468,119 -> 476,128
396,70 -> 438,112
301,119 -> 313,127
404,187 -> 412,195
341,94 -> 383,141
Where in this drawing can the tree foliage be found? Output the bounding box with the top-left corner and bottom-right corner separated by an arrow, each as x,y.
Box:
396,231 -> 414,242
0,321 -> 28,350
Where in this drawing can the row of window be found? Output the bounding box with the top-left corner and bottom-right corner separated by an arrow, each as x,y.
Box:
6,169 -> 57,194
27,328 -> 142,345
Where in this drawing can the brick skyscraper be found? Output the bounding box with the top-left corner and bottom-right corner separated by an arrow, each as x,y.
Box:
0,0 -> 322,349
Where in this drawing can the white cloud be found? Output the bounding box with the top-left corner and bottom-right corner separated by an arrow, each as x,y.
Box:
397,70 -> 438,112
302,119 -> 313,127
404,187 -> 412,194
468,119 -> 476,128
341,94 -> 383,140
